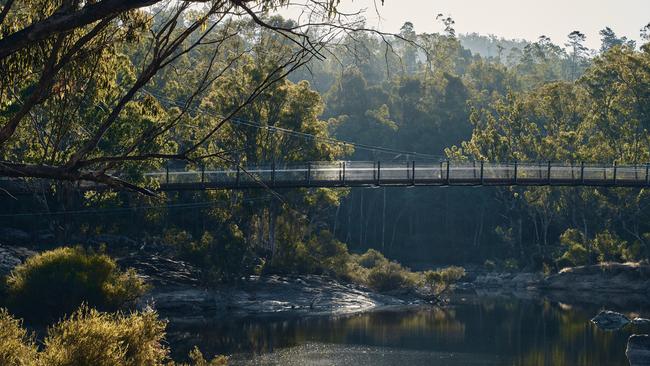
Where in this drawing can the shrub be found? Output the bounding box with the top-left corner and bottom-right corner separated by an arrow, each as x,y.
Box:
182,348 -> 228,366
0,308 -> 37,366
593,230 -> 626,262
357,249 -> 388,269
0,306 -> 227,366
559,229 -> 589,267
6,247 -> 147,320
366,262 -> 415,292
40,305 -> 168,366
424,266 -> 466,295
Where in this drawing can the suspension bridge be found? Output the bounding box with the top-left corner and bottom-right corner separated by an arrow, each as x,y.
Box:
2,91 -> 650,193
2,161 -> 648,194
140,160 -> 649,190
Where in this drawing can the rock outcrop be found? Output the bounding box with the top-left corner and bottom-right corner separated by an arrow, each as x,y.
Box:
142,274 -> 416,323
540,263 -> 650,293
627,334 -> 650,366
591,310 -> 631,331
0,244 -> 36,276
473,272 -> 542,289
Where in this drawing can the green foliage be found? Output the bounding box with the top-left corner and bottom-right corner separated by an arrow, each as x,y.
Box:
0,308 -> 37,366
347,249 -> 421,293
558,229 -> 589,267
39,305 -> 169,366
5,248 -> 147,321
268,230 -> 349,278
366,261 -> 415,292
0,307 -> 227,366
592,230 -> 627,263
166,227 -> 254,283
424,266 -> 466,294
357,249 -> 387,269
182,348 -> 228,366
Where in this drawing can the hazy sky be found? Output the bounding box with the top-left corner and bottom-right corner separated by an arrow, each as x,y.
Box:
281,0 -> 650,50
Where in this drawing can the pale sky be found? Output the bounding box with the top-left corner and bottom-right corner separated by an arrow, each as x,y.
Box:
281,0 -> 650,50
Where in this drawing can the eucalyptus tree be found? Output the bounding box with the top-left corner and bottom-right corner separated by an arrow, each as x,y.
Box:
0,0 -> 373,193
565,31 -> 589,81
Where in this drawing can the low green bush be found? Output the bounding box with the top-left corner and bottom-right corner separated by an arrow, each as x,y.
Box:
5,247 -> 147,321
40,305 -> 168,366
366,261 -> 415,292
424,266 -> 466,295
347,250 -> 418,292
0,308 -> 37,366
357,249 -> 388,269
0,306 -> 227,366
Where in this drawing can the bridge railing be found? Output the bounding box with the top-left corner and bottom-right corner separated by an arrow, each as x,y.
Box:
142,161 -> 650,188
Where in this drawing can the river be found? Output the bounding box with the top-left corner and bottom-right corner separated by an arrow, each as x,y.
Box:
167,294 -> 650,365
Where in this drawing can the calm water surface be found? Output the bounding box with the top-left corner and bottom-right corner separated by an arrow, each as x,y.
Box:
169,295 -> 650,365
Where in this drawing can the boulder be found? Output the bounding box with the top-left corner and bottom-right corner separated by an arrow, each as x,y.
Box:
591,310 -> 630,331
627,334 -> 650,366
0,244 -> 36,276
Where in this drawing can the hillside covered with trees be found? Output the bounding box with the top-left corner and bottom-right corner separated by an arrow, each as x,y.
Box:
1,0 -> 650,364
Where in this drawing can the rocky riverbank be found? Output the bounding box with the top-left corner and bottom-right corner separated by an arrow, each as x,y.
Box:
454,262 -> 650,307
0,240 -> 424,323
142,274 -> 421,324
3,227 -> 650,318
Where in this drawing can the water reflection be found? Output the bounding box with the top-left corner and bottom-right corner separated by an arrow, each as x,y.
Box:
168,296 -> 650,365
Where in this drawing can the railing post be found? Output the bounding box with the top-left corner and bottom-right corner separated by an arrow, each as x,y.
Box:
338,162 -> 342,182
480,160 -> 484,185
547,161 -> 552,185
376,161 -> 381,186
201,164 -> 205,183
165,163 -> 169,184
235,165 -> 240,187
271,162 -> 276,186
646,163 -> 649,186
514,161 -> 518,184
306,162 -> 311,185
581,162 -> 585,185
446,160 -> 450,185
613,161 -> 617,185
342,161 -> 346,186
411,161 -> 416,186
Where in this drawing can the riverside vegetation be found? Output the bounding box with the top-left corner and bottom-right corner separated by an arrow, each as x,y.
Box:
1,0 -> 650,364
0,246 -> 464,365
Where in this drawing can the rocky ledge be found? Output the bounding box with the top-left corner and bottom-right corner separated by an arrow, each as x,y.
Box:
539,263 -> 650,292
0,243 -> 36,276
628,334 -> 650,366
141,274 -> 420,324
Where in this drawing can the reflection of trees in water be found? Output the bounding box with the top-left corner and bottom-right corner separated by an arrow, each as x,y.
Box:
169,299 -> 640,365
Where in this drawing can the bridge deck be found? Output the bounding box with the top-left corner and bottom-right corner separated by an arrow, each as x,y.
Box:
151,161 -> 649,190
2,161 -> 649,193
